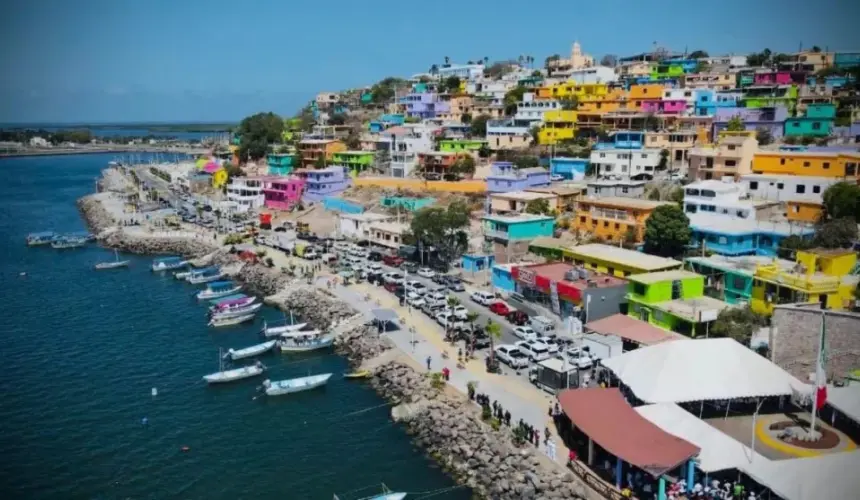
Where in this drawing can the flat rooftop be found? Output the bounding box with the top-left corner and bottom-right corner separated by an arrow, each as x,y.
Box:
521,262 -> 628,289
489,191 -> 557,201
653,296 -> 732,321
526,186 -> 585,196
689,213 -> 816,237
482,213 -> 555,224
628,270 -> 702,284
567,244 -> 683,272
578,196 -> 671,210
368,221 -> 409,234
686,254 -> 795,276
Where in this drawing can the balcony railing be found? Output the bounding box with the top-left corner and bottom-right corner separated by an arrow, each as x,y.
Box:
755,265 -> 840,292
483,228 -> 510,241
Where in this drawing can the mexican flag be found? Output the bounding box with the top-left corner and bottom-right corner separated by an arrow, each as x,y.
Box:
814,313 -> 827,411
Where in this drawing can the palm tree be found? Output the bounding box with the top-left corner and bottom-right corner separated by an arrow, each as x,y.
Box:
429,64 -> 439,75
445,296 -> 461,341
518,55 -> 524,66
486,319 -> 502,364
483,56 -> 489,65
444,56 -> 450,65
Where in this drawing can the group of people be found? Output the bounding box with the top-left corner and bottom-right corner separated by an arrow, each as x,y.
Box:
514,419 -> 549,447
668,479 -> 759,499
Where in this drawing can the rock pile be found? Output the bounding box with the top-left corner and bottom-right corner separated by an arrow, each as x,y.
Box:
373,362 -> 585,500
334,324 -> 394,364
268,284 -> 358,330
77,194 -> 116,235
101,230 -> 218,257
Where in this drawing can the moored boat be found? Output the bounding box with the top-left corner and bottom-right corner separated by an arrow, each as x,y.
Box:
203,356 -> 265,384
51,236 -> 87,249
209,293 -> 248,305
197,281 -> 242,300
344,370 -> 371,380
334,484 -> 407,500
187,266 -> 224,284
152,256 -> 187,271
278,334 -> 334,353
260,314 -> 307,338
26,231 -> 56,246
209,296 -> 258,316
223,340 -> 277,361
94,249 -> 130,270
261,373 -> 332,396
280,328 -> 322,339
208,312 -> 256,327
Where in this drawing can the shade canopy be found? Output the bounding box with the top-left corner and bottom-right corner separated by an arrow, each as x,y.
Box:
601,338 -> 801,404
371,308 -> 398,324
557,388 -> 699,477
585,313 -> 685,346
744,450 -> 860,500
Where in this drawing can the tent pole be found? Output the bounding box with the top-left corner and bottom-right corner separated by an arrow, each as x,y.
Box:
724,399 -> 731,420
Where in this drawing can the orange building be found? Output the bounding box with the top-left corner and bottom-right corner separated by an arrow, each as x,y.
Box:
786,200 -> 824,223
628,84 -> 664,108
751,151 -> 860,179
296,139 -> 347,169
573,197 -> 672,243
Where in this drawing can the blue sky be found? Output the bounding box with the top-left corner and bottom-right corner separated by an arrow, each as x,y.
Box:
1,0 -> 858,124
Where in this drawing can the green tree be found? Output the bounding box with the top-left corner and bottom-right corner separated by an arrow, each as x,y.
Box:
822,182 -> 860,222
813,218 -> 858,248
486,319 -> 502,363
668,186 -> 684,204
525,198 -> 551,215
777,235 -> 814,259
689,50 -> 709,59
559,96 -> 579,110
747,49 -> 772,67
224,162 -> 244,178
643,205 -> 692,258
461,112 -> 472,124
237,112 -> 284,161
344,130 -> 361,150
513,155 -> 539,170
599,54 -> 618,67
314,154 -> 327,169
328,113 -> 347,126
709,307 -> 766,344
503,86 -> 527,115
409,201 -> 470,265
657,149 -> 669,170
726,115 -> 745,132
755,127 -> 774,146
470,114 -> 490,138
449,155 -> 476,178
643,113 -> 660,131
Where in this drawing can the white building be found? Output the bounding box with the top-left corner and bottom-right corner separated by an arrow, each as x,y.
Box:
337,213 -> 396,240
566,66 -> 617,84
368,221 -> 410,249
376,123 -> 438,178
589,148 -> 662,179
465,79 -> 515,106
29,136 -> 49,147
699,55 -> 747,69
682,179 -> 763,220
225,177 -> 265,211
486,119 -> 532,150
437,63 -> 484,81
739,174 -> 840,204
515,93 -> 560,123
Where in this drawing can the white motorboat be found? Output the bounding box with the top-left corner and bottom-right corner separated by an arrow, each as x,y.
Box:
261,373 -> 332,396
210,302 -> 262,319
197,281 -> 242,300
223,340 -> 277,361
210,295 -> 257,314
278,334 -> 334,353
152,256 -> 187,271
280,328 -> 322,339
261,321 -> 309,338
208,312 -> 256,327
188,269 -> 225,284
203,355 -> 265,384
334,483 -> 406,500
95,249 -> 130,270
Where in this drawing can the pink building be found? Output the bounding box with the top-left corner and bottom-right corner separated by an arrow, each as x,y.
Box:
262,176 -> 306,210
641,99 -> 687,114
753,71 -> 805,85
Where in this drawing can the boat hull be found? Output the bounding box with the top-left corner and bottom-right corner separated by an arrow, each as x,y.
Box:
203,365 -> 265,384
278,336 -> 334,352
152,261 -> 187,271
197,285 -> 242,300
95,260 -> 130,270
263,373 -> 332,396
210,302 -> 262,319
188,272 -> 225,284
208,313 -> 256,327
260,322 -> 308,338
225,340 -> 277,360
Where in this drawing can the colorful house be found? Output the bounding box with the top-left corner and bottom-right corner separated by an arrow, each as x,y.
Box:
538,110 -> 577,145
626,270 -> 730,337
322,197 -> 365,214
573,197 -> 671,244
330,150 -> 375,177
783,103 -> 836,137
417,151 -> 459,177
294,166 -> 351,202
296,139 -> 347,169
399,92 -> 450,119
489,191 -> 559,214
380,196 -> 435,212
511,262 -> 628,320
486,162 -> 551,193
482,213 -> 556,263
740,85 -> 798,111
267,153 -> 298,176
749,249 -> 859,315
262,176 -> 306,210
438,139 -> 486,153
751,150 -> 860,179
711,106 -> 788,141
549,157 -> 589,180
785,200 -> 824,223
687,213 -> 814,257
556,243 -> 683,278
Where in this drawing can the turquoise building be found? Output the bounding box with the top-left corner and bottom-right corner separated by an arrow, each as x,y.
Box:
491,264 -> 516,293
482,214 -> 556,241
784,103 -> 836,137
380,196 -> 435,212
461,254 -> 495,273
267,154 -> 297,176
322,197 -> 364,214
550,157 -> 589,180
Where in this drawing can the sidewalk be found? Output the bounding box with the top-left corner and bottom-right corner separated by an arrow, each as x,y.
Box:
322,279 -> 573,467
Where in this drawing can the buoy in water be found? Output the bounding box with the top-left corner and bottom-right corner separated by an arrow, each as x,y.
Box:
141,417 -> 148,425
151,387 -> 158,397
181,446 -> 190,452
19,272 -> 26,276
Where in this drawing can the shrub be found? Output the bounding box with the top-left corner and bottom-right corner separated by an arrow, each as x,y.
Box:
429,372 -> 445,390
490,417 -> 501,431
481,404 -> 492,421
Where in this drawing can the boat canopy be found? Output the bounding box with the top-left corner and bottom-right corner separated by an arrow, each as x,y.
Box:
154,256 -> 182,263
208,281 -> 234,289
211,294 -> 248,304
190,266 -> 218,274
28,231 -> 55,238
217,296 -> 252,307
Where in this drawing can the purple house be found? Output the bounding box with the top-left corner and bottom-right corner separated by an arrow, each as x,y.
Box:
712,106 -> 789,140
295,166 -> 351,202
486,162 -> 551,193
399,93 -> 450,119
641,99 -> 687,114
753,71 -> 805,86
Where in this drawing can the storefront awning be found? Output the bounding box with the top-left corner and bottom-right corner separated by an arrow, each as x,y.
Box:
558,388 -> 699,477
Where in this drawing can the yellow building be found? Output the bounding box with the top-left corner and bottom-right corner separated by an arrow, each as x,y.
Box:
538,110 -> 577,145
628,84 -> 664,103
751,151 -> 860,179
578,88 -> 631,113
785,200 -> 824,224
751,249 -> 859,315
536,82 -> 608,100
558,243 -> 682,278
573,197 -> 672,244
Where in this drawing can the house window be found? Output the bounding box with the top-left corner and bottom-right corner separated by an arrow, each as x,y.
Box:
803,161 -> 811,167
780,159 -> 786,165
685,204 -> 697,213
719,237 -> 728,244
725,160 -> 737,166
591,219 -> 598,226
727,145 -> 736,150
599,153 -> 606,158
796,185 -> 806,194
777,183 -> 784,190
813,185 -> 821,194
603,221 -> 609,228
579,216 -> 586,223
641,154 -> 647,159
812,122 -> 821,130
847,163 -> 857,176
671,280 -> 682,300
749,181 -> 758,190
822,162 -> 830,169
614,223 -> 620,229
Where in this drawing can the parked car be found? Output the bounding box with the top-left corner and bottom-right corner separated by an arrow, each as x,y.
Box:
401,262 -> 419,274
383,281 -> 403,294
506,310 -> 529,326
489,301 -> 513,316
367,271 -> 385,285
367,263 -> 383,273
432,273 -> 448,285
550,174 -> 564,182
515,340 -> 552,362
420,301 -> 445,316
461,327 -> 491,349
451,305 -> 469,320
368,251 -> 383,262
404,280 -> 427,295
536,335 -> 561,354
424,291 -> 447,308
382,272 -> 404,285
383,254 -> 404,267
446,276 -> 465,292
513,326 -> 538,342
564,347 -> 594,370
494,345 -> 529,369
406,292 -> 425,308
529,315 -> 557,336
435,311 -> 454,328
470,290 -> 496,306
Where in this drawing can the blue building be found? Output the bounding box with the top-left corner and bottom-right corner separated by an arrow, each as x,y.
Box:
688,214 -> 814,257
550,157 -> 589,180
594,130 -> 644,150
694,90 -> 716,116
369,113 -> 406,133
491,264 -> 516,293
462,254 -> 495,273
834,52 -> 860,69
486,162 -> 551,193
323,197 -> 365,214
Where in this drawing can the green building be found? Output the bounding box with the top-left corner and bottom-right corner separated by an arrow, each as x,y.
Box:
331,151 -> 375,176
784,103 -> 836,137
650,63 -> 686,80
741,85 -> 798,111
267,153 -> 298,176
439,139 -> 486,153
626,270 -> 730,337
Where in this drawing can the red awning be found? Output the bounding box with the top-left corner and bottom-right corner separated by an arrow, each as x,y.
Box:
558,388 -> 699,477
512,265 -> 583,302
585,314 -> 685,346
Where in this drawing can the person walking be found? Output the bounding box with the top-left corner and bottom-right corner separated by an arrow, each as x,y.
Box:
534,429 -> 541,446
504,410 -> 511,426
426,355 -> 431,370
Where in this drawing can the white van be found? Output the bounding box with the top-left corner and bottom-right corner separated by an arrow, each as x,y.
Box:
529,316 -> 557,335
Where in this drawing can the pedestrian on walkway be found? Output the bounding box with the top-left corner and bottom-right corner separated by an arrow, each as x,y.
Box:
441,366 -> 450,381
535,429 -> 540,446
544,427 -> 550,445
426,355 -> 431,370
504,410 -> 511,426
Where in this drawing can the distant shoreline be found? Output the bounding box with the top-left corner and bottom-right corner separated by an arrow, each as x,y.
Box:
0,122 -> 235,133
0,146 -> 208,158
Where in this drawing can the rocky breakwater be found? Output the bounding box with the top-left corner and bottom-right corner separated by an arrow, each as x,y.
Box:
265,283 -> 358,330
77,193 -> 117,236
374,362 -> 586,500
334,324 -> 395,366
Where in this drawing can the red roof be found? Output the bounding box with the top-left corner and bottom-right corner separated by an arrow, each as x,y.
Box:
585,314 -> 685,346
557,388 -> 699,476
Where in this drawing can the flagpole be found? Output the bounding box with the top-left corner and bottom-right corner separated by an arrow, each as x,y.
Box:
809,309 -> 825,438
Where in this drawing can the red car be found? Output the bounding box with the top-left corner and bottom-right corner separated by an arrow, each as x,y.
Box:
489,301 -> 513,316
383,254 -> 404,266
506,310 -> 529,326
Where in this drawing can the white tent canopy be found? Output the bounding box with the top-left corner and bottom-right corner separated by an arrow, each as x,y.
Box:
602,338 -> 802,403
743,450 -> 860,500
635,403 -> 769,473
827,385 -> 860,424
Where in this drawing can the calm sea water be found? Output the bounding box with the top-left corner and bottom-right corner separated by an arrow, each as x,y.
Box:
0,154 -> 469,500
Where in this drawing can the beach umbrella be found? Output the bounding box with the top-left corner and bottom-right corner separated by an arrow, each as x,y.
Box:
203,162 -> 221,174
195,158 -> 208,169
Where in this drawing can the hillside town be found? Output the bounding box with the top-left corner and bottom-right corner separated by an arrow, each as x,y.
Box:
94,42 -> 860,500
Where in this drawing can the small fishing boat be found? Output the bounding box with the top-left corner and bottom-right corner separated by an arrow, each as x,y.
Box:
174,269 -> 193,279
334,484 -> 406,500
51,236 -> 87,249
208,312 -> 256,328
278,334 -> 334,353
26,231 -> 56,246
197,281 -> 242,300
187,267 -> 224,284
280,328 -> 321,339
212,303 -> 263,319
260,313 -> 307,338
223,340 -> 277,361
344,370 -> 371,380
152,256 -> 187,271
209,293 -> 248,304
203,353 -> 265,384
261,373 -> 332,396
94,249 -> 130,270
209,296 -> 258,315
